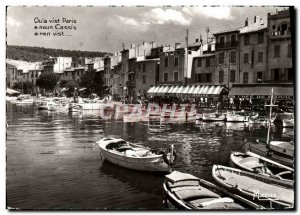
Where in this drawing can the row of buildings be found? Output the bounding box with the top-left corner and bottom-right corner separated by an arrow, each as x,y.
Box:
7,9 -> 294,106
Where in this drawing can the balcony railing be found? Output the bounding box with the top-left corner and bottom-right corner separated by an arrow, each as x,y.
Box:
215,41 -> 239,50
270,30 -> 291,40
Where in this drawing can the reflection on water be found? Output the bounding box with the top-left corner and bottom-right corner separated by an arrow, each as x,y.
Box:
6,102 -> 294,209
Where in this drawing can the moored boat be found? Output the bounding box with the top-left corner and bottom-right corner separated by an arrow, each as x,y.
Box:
97,137 -> 176,172
247,142 -> 294,168
163,171 -> 245,210
230,151 -> 293,182
225,111 -> 251,122
202,112 -> 225,122
212,165 -> 294,209
38,101 -> 57,111
269,141 -> 294,157
282,118 -> 294,128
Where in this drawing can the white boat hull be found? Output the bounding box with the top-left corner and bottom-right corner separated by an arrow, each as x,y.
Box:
282,119 -> 294,128
100,149 -> 170,172
226,115 -> 249,122
98,138 -> 171,172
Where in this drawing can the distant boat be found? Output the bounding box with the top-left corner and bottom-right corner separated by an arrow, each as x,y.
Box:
282,118 -> 294,128
38,101 -> 57,111
248,115 -> 269,124
230,151 -> 293,182
212,165 -> 294,209
97,137 -> 176,172
15,98 -> 34,105
202,112 -> 225,122
225,111 -> 251,122
163,171 -> 247,210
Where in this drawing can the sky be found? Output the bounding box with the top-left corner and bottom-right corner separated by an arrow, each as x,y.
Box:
6,6 -> 286,53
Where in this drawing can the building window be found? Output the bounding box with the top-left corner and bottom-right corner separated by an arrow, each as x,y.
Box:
165,57 -> 169,67
273,69 -> 280,81
218,52 -> 224,64
244,53 -> 249,64
274,45 -> 280,58
258,52 -> 263,63
206,74 -> 212,83
230,51 -> 236,63
244,34 -> 250,46
243,72 -> 249,83
258,32 -> 264,44
205,58 -> 210,67
231,34 -> 237,46
219,36 -> 225,46
143,75 -> 146,84
164,73 -> 168,82
230,70 -> 236,82
288,44 -> 292,58
174,72 -> 179,82
288,68 -> 293,81
197,58 -> 202,67
143,63 -> 146,73
257,72 -> 263,83
175,57 -> 179,67
219,70 -> 224,83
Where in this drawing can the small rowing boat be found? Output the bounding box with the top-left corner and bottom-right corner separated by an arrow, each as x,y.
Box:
230,151 -> 293,182
97,137 -> 177,172
212,165 -> 294,209
163,171 -> 245,210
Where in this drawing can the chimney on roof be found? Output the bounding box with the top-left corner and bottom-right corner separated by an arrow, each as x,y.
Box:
175,43 -> 181,49
245,18 -> 248,27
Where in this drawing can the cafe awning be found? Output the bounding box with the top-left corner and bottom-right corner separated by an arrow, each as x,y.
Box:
147,85 -> 226,96
229,84 -> 294,98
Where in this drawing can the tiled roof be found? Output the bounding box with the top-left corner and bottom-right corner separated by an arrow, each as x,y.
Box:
239,24 -> 267,34
213,26 -> 242,35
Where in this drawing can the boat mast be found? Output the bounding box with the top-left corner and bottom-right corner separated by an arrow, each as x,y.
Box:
265,88 -> 277,145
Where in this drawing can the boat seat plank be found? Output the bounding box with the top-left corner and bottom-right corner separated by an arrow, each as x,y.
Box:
199,202 -> 244,210
168,181 -> 199,188
216,170 -> 294,204
166,171 -> 199,183
173,186 -> 219,200
170,186 -> 201,192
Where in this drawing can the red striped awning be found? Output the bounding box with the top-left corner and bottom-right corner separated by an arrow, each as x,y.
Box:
147,85 -> 225,96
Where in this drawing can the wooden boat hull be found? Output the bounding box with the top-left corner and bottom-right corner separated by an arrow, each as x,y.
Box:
163,171 -> 244,210
98,138 -> 171,172
230,152 -> 293,182
247,143 -> 294,167
212,165 -> 294,209
270,141 -> 294,157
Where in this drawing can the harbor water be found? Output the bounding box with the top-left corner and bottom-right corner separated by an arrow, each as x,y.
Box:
6,102 -> 294,210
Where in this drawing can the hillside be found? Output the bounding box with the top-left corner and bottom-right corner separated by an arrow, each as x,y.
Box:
6,45 -> 111,62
